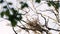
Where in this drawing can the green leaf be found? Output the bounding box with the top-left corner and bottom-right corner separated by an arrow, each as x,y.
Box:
55,2 -> 59,9
21,3 -> 28,9
11,8 -> 22,21
5,9 -> 10,16
3,6 -> 7,8
48,1 -> 55,6
0,0 -> 4,3
55,4 -> 59,9
11,20 -> 17,27
48,1 -> 59,9
35,0 -> 41,3
47,2 -> 51,6
11,8 -> 17,14
11,19 -> 17,27
1,12 -> 5,17
8,15 -> 17,27
8,2 -> 12,5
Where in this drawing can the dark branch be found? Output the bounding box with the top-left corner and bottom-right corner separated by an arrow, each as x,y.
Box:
12,27 -> 18,34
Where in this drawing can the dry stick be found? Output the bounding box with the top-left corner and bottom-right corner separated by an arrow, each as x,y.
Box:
17,25 -> 30,34
41,9 -> 60,26
19,21 -> 29,32
12,27 -> 18,34
40,13 -> 49,34
37,9 -> 60,26
40,13 -> 60,34
39,13 -> 49,34
36,1 -> 59,23
17,9 -> 29,15
17,24 -> 48,31
21,20 -> 49,34
21,19 -> 37,29
37,9 -> 57,22
37,13 -> 60,34
52,8 -> 59,23
19,21 -> 26,28
21,20 -> 30,26
22,16 -> 49,34
30,1 -> 49,34
17,25 -> 35,30
45,19 -> 49,34
51,1 -> 59,23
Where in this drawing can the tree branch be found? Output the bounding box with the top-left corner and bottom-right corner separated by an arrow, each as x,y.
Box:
12,27 -> 18,34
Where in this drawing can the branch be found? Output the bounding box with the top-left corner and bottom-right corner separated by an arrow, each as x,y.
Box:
17,25 -> 35,30
46,26 -> 60,31
12,27 -> 18,34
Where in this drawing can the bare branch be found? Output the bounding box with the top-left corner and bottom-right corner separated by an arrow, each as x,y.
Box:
12,27 -> 18,34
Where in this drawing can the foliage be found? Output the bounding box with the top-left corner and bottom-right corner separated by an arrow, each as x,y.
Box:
0,0 -> 4,3
20,2 -> 28,9
0,7 -> 23,27
3,6 -> 7,8
35,0 -> 41,3
47,1 -> 59,9
1,11 -> 5,17
8,2 -> 12,5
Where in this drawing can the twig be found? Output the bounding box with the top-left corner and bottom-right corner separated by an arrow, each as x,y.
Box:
12,27 -> 18,34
